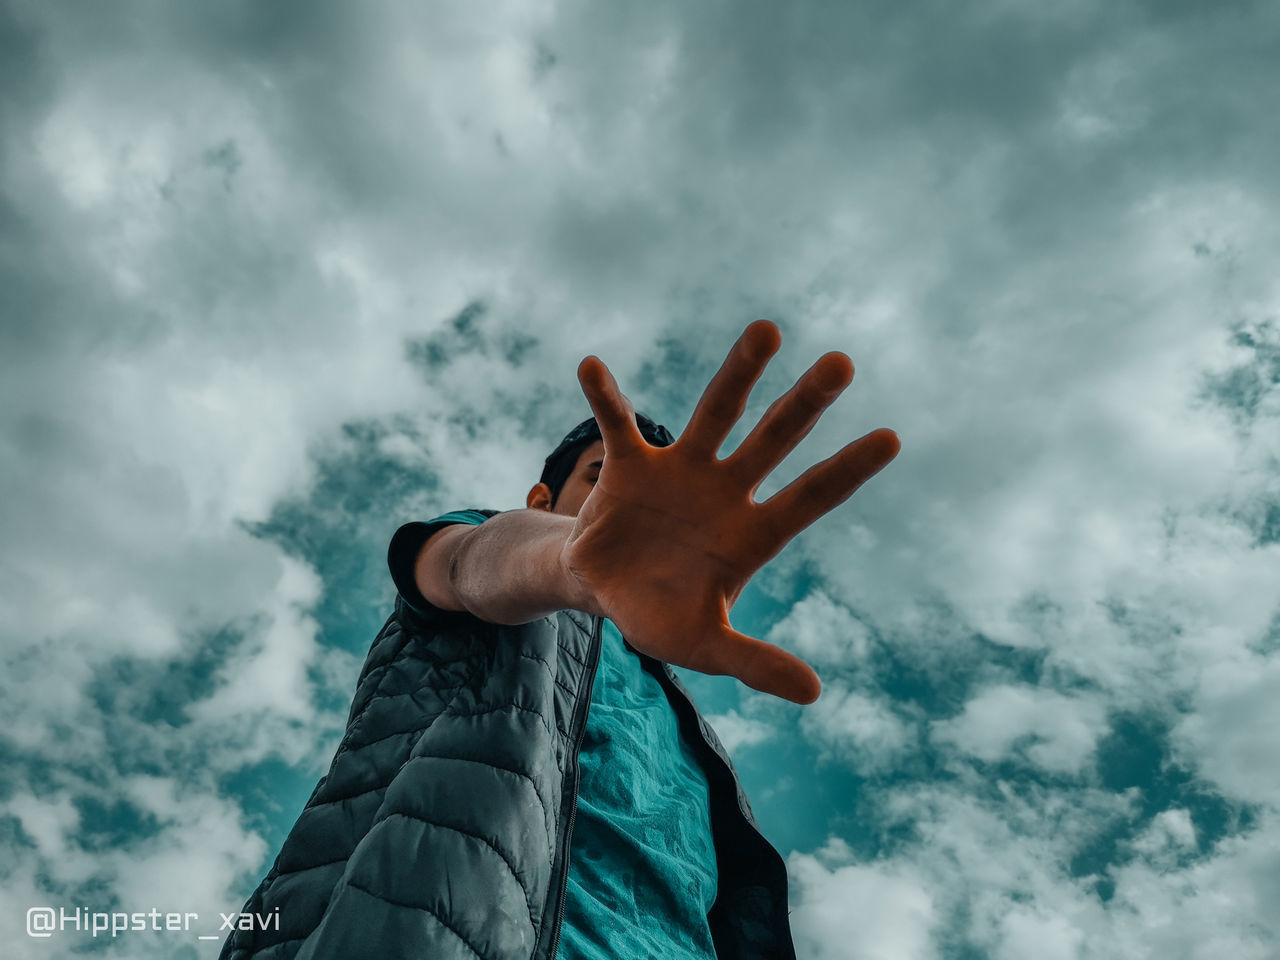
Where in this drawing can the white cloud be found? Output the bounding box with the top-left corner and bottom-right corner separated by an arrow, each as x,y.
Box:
103,775 -> 271,918
932,684 -> 1109,775
789,836 -> 937,960
2,792 -> 82,865
0,778 -> 270,960
996,906 -> 1084,960
186,554 -> 322,726
801,684 -> 912,773
1173,652 -> 1280,806
854,783 -> 1280,959
765,589 -> 873,666
1105,811 -> 1280,959
704,708 -> 776,754
1129,808 -> 1197,867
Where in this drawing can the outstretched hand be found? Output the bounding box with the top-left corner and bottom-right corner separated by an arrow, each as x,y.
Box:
560,320 -> 900,705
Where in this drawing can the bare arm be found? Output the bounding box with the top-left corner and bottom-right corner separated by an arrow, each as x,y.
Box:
413,510 -> 600,624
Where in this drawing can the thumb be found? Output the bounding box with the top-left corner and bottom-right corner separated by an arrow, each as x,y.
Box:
710,626 -> 822,705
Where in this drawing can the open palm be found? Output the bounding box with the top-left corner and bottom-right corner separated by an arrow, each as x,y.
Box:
561,320 -> 900,705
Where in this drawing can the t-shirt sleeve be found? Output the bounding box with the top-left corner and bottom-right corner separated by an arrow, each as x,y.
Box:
387,509 -> 496,618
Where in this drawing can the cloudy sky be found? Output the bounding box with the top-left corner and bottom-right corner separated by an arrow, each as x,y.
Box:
2,1 -> 1278,957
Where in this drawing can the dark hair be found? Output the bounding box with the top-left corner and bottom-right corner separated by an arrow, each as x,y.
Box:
539,413 -> 674,507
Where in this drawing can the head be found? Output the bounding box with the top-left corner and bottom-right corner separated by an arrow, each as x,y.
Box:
526,413 -> 674,517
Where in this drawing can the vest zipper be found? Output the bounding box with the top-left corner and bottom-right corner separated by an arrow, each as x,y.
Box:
544,614 -> 603,960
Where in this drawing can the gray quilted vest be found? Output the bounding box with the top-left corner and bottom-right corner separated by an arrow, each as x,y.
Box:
219,590 -> 797,959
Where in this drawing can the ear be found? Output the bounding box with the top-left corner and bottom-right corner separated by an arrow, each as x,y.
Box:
527,482 -> 553,512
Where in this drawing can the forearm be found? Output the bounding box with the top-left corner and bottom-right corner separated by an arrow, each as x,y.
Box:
445,510 -> 600,624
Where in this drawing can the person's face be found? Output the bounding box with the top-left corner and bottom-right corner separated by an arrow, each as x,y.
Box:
527,439 -> 604,518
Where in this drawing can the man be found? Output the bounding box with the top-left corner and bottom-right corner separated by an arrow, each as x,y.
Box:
219,320 -> 900,960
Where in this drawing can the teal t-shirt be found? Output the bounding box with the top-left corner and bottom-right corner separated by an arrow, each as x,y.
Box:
407,511 -> 719,959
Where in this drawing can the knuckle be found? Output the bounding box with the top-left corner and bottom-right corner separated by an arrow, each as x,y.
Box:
795,382 -> 828,415
755,419 -> 787,452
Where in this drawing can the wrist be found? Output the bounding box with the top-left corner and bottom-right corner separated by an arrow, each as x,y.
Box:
556,547 -> 604,617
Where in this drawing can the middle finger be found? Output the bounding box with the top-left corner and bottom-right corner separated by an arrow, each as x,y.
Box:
723,351 -> 854,492
678,320 -> 782,461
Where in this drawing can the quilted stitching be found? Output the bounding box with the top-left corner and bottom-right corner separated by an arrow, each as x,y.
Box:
344,879 -> 490,960
379,811 -> 539,934
445,699 -> 560,743
518,650 -> 577,703
395,752 -> 553,831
